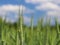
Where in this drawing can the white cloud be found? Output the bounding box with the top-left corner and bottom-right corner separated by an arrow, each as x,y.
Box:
51,0 -> 60,4
26,0 -> 60,17
24,16 -> 31,23
0,4 -> 34,14
25,0 -> 60,4
25,0 -> 52,4
0,4 -> 33,23
46,10 -> 60,23
47,11 -> 60,16
25,0 -> 60,25
0,5 -> 18,11
35,2 -> 60,10
35,1 -> 60,17
0,4 -> 28,13
25,0 -> 60,17
35,2 -> 60,17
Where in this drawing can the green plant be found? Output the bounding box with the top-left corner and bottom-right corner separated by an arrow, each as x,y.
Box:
0,16 -> 60,45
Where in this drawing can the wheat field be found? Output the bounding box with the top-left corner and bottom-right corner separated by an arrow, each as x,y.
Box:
0,15 -> 60,45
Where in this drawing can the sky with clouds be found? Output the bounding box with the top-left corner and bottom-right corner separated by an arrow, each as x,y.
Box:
0,0 -> 60,25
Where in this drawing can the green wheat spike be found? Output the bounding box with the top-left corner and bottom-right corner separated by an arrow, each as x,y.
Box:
1,16 -> 7,45
55,17 -> 60,45
45,17 -> 51,45
37,18 -> 43,45
29,15 -> 34,45
55,17 -> 60,34
20,15 -> 24,45
55,17 -> 60,39
31,15 -> 33,34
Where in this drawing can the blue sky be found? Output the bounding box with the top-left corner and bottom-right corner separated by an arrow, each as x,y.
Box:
0,0 -> 60,25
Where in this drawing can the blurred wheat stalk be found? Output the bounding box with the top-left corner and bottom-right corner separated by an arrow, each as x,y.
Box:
0,15 -> 60,45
